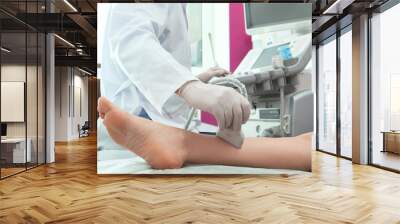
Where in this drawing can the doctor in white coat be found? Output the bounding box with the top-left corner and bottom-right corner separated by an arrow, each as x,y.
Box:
101,3 -> 251,132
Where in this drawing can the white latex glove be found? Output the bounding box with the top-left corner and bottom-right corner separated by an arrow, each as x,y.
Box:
178,80 -> 251,130
196,66 -> 230,83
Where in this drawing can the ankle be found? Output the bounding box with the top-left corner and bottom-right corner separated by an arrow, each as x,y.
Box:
143,129 -> 188,169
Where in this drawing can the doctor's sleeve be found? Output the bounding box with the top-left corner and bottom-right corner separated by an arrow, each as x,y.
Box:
105,5 -> 197,114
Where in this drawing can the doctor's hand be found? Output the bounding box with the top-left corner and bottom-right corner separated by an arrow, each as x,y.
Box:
177,80 -> 251,130
196,66 -> 230,83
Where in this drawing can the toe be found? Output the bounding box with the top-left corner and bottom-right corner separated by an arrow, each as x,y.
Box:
98,97 -> 114,117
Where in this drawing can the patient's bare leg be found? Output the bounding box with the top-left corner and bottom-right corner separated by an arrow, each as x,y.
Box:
98,97 -> 311,171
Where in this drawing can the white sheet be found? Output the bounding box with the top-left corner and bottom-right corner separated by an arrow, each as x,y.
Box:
97,149 -> 306,175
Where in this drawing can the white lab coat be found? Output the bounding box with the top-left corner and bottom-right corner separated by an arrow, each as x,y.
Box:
101,3 -> 197,128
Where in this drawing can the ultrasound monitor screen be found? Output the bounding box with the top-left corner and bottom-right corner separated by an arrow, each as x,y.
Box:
245,3 -> 310,30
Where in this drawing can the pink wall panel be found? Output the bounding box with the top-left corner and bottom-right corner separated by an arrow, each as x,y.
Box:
229,3 -> 252,72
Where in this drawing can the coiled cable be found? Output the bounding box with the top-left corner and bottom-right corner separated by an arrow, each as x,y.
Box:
184,77 -> 248,130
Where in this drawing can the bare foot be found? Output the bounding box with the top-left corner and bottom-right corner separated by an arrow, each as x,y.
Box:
98,97 -> 188,169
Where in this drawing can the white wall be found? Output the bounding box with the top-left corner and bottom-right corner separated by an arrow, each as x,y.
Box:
55,67 -> 68,141
54,67 -> 89,141
72,73 -> 89,138
191,3 -> 230,74
208,3 -> 230,71
97,3 -> 111,80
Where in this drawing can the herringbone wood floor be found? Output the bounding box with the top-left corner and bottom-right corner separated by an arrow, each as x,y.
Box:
1,135 -> 400,224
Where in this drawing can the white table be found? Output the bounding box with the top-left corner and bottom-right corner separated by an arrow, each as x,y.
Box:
1,138 -> 31,163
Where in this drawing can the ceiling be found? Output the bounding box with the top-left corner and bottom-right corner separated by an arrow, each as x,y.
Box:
0,0 -> 99,73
